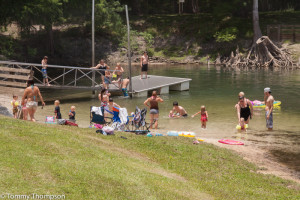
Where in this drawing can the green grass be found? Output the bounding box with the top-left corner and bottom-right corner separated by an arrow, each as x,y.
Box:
0,116 -> 299,199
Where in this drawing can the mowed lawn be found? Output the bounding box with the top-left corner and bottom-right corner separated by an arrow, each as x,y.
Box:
0,116 -> 299,200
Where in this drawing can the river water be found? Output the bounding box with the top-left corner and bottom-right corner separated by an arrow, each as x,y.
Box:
36,64 -> 300,177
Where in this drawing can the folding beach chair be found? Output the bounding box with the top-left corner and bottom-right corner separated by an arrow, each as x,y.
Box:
125,106 -> 150,134
90,106 -> 112,126
105,106 -> 129,131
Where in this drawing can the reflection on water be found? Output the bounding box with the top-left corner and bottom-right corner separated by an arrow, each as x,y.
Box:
36,65 -> 300,175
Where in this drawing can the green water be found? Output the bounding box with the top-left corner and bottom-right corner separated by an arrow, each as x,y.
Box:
37,65 -> 300,176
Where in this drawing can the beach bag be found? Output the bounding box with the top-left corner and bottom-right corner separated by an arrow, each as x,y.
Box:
45,116 -> 56,124
57,119 -> 67,125
102,126 -> 114,135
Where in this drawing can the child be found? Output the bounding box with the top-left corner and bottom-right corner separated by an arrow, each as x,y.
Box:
41,56 -> 50,86
192,105 -> 208,129
112,63 -> 124,88
237,117 -> 248,131
54,100 -> 62,119
22,98 -> 28,120
169,101 -> 188,118
11,95 -> 19,119
69,106 -> 76,122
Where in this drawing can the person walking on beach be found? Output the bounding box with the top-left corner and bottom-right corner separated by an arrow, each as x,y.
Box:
140,51 -> 149,79
41,56 -> 50,86
144,91 -> 163,129
91,59 -> 110,84
21,80 -> 45,122
235,92 -> 253,125
264,87 -> 274,131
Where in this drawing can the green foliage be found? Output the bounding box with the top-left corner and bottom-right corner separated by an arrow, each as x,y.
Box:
139,31 -> 154,47
0,37 -> 15,57
146,47 -> 154,57
27,47 -> 37,58
214,27 -> 238,42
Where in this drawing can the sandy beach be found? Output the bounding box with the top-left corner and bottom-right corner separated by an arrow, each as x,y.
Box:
0,86 -> 299,184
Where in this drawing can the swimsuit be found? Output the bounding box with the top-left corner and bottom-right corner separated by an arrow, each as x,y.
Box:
41,68 -> 47,78
149,96 -> 159,114
104,76 -> 111,84
265,110 -> 273,128
26,85 -> 38,109
122,88 -> 128,97
99,65 -> 107,76
182,113 -> 188,117
141,64 -> 148,72
201,113 -> 207,122
240,102 -> 251,121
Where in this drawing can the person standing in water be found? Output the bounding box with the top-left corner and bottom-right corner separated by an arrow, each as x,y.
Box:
264,87 -> 274,131
144,91 -> 164,129
140,51 -> 149,79
21,80 -> 45,122
41,56 -> 50,86
235,92 -> 253,125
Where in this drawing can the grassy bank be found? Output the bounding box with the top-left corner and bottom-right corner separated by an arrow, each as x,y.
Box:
0,116 -> 299,199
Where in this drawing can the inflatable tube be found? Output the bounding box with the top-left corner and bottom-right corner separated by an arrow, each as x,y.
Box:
183,135 -> 195,138
167,131 -> 179,136
236,124 -> 248,130
253,101 -> 281,108
218,139 -> 244,145
196,138 -> 204,142
147,133 -> 163,137
178,131 -> 195,136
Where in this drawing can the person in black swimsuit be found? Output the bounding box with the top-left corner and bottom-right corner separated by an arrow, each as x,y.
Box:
236,94 -> 253,124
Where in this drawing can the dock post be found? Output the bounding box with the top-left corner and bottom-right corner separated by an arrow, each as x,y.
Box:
92,0 -> 96,96
125,5 -> 133,98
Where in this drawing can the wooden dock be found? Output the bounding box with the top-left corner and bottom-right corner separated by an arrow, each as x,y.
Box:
0,61 -> 192,97
108,75 -> 192,97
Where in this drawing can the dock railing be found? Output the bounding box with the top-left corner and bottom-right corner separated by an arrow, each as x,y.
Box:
0,61 -> 120,90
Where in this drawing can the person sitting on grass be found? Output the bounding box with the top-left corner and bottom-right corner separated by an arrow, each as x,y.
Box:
69,106 -> 76,122
169,101 -> 188,118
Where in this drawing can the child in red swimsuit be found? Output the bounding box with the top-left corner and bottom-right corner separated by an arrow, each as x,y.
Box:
192,105 -> 208,129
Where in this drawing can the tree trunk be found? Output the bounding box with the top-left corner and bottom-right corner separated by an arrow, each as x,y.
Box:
252,0 -> 262,44
45,24 -> 54,56
191,0 -> 199,14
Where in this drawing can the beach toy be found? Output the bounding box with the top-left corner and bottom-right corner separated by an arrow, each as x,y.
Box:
236,124 -> 248,130
178,131 -> 195,137
45,116 -> 56,124
196,138 -> 204,142
193,140 -> 200,144
253,100 -> 281,108
11,101 -> 19,106
183,135 -> 195,138
147,133 -> 163,137
167,131 -> 179,136
218,139 -> 244,145
113,74 -> 117,78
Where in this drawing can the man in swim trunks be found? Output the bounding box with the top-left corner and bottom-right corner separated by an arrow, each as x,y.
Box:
21,80 -> 45,122
91,59 -> 110,84
140,51 -> 148,79
235,92 -> 253,124
169,101 -> 188,118
264,87 -> 274,131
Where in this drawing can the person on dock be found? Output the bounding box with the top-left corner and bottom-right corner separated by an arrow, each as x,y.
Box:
144,91 -> 164,129
192,105 -> 208,129
104,69 -> 112,89
69,106 -> 76,122
91,59 -> 110,84
140,51 -> 149,79
169,101 -> 188,118
41,56 -> 50,86
112,63 -> 124,88
11,95 -> 19,119
54,100 -> 62,119
264,87 -> 274,131
235,92 -> 253,125
21,80 -> 45,122
121,77 -> 130,97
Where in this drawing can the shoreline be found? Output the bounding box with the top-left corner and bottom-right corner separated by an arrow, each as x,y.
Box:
0,89 -> 299,184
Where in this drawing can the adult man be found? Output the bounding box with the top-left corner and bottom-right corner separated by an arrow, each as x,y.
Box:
140,51 -> 148,79
91,59 -> 110,84
21,80 -> 45,122
264,87 -> 274,131
169,101 -> 188,118
121,77 -> 130,97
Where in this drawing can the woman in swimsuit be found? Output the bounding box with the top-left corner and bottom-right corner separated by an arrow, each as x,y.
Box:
91,59 -> 110,84
235,92 -> 253,124
144,91 -> 163,129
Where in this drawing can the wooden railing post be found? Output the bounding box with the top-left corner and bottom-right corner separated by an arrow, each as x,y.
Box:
63,68 -> 65,85
74,68 -> 77,86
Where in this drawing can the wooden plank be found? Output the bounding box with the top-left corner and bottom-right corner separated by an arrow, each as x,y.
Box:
0,67 -> 30,74
0,73 -> 30,80
0,80 -> 26,87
